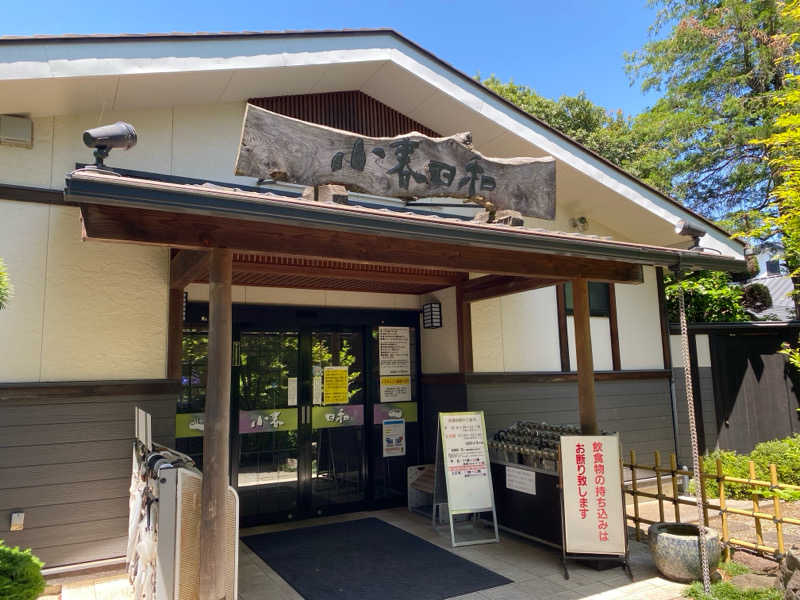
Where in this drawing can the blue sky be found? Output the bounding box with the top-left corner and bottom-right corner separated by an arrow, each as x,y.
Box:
4,0 -> 662,116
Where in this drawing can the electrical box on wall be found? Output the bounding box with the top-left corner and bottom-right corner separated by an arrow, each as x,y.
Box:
0,115 -> 33,148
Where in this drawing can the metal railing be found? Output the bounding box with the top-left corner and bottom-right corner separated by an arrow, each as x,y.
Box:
624,450 -> 800,560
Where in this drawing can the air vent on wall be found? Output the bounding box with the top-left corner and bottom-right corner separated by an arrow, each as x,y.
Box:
0,115 -> 33,148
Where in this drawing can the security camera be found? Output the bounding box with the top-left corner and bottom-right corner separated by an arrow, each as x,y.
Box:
674,220 -> 707,250
674,220 -> 706,239
82,121 -> 137,172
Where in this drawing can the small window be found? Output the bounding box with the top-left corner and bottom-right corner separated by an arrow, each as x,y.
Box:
766,260 -> 780,275
564,282 -> 611,318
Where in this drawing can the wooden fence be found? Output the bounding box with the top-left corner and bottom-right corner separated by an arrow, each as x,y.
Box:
624,450 -> 800,561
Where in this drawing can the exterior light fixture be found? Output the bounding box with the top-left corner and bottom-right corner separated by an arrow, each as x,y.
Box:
422,302 -> 442,329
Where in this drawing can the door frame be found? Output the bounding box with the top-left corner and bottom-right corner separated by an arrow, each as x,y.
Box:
185,302 -> 422,524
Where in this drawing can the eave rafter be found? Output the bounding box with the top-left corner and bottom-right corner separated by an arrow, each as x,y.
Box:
79,204 -> 645,285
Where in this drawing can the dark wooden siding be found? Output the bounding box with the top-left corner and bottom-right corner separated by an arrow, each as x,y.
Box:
466,377 -> 676,463
708,331 -> 800,454
249,90 -> 439,138
673,366 -> 717,465
0,380 -> 178,568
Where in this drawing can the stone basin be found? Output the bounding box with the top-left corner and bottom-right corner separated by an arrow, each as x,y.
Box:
648,522 -> 721,583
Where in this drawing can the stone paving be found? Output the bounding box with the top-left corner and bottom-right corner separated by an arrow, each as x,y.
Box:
52,507 -> 688,599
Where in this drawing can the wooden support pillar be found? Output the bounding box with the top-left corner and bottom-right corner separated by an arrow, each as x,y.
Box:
572,278 -> 599,435
456,283 -> 473,373
198,248 -> 232,600
167,287 -> 183,380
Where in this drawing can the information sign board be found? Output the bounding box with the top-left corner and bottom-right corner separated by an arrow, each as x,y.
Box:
379,326 -> 411,402
439,412 -> 493,513
560,434 -> 626,556
506,465 -> 536,495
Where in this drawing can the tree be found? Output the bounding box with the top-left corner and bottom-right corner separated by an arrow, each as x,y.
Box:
626,0 -> 799,236
482,77 -> 671,190
0,258 -> 11,310
664,271 -> 749,322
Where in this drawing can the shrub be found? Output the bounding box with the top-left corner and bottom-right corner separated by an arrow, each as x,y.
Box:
0,541 -> 45,600
699,434 -> 800,501
742,283 -> 772,313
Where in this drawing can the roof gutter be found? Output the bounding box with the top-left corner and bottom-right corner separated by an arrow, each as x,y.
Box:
64,172 -> 745,274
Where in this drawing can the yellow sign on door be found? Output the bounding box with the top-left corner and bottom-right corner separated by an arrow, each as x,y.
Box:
323,366 -> 349,405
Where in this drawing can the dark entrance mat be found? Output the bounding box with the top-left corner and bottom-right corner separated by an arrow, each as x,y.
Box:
242,517 -> 512,600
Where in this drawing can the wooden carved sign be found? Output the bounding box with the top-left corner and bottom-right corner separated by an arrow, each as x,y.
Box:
234,104 -> 556,219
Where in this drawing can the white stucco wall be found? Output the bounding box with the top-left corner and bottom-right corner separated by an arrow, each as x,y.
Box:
670,333 -> 711,368
0,200 -> 169,382
470,269 -> 665,373
471,287 -> 562,372
0,104 -> 253,190
615,266 -> 665,370
419,286 -> 460,374
566,316 -> 614,372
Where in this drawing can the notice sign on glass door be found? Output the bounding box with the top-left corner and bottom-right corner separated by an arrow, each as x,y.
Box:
379,326 -> 411,402
382,418 -> 405,457
322,366 -> 349,405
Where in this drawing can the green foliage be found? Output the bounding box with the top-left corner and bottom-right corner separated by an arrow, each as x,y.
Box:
481,76 -> 672,192
0,258 -> 12,310
0,541 -> 45,600
745,0 -> 800,264
700,434 -> 800,500
684,580 -> 781,600
626,0 -> 800,230
664,271 -> 749,323
741,283 -> 773,312
780,336 -> 800,370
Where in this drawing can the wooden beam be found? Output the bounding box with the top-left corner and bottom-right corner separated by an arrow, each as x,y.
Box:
198,248 -> 232,600
608,284 -> 621,371
167,288 -> 183,380
170,249 -> 209,290
556,284 -> 570,372
456,283 -> 473,373
80,204 -> 644,283
233,258 -> 465,287
572,278 -> 599,435
461,275 -> 561,302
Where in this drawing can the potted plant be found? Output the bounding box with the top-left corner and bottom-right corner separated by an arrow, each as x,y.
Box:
648,522 -> 721,583
0,540 -> 46,600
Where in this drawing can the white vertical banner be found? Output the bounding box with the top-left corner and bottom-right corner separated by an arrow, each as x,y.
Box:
379,326 -> 411,402
560,435 -> 626,555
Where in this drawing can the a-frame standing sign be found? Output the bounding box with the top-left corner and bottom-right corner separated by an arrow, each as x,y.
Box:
432,411 -> 499,547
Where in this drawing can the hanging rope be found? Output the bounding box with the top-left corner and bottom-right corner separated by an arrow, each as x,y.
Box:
677,277 -> 712,594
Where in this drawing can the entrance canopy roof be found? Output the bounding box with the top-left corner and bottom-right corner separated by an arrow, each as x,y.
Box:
66,169 -> 745,290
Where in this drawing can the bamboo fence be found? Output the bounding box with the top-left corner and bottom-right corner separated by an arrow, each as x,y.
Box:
623,450 -> 800,561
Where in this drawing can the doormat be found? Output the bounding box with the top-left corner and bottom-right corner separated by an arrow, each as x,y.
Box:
242,517 -> 511,600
